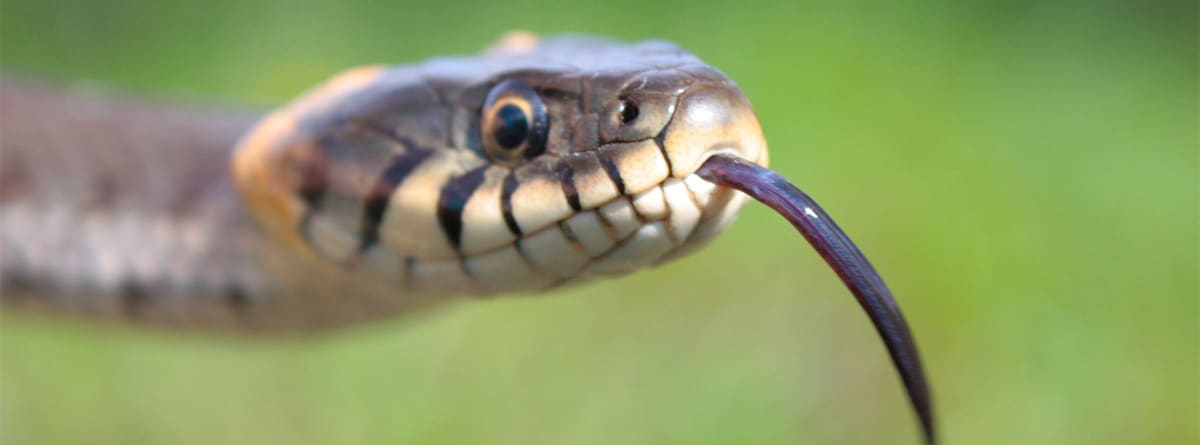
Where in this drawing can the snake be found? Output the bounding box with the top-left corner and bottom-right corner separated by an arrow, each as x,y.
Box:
0,33 -> 936,444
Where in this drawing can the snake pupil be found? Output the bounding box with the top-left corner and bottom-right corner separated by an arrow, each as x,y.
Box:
494,104 -> 529,149
619,99 -> 639,124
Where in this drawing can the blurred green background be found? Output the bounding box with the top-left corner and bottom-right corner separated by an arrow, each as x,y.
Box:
1,1 -> 1196,444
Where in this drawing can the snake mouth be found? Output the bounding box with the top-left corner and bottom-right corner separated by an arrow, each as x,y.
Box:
696,154 -> 936,445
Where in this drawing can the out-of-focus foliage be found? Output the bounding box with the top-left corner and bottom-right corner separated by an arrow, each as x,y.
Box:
1,2 -> 1196,444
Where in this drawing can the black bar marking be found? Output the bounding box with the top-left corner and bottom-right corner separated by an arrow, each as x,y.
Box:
512,240 -> 548,275
295,142 -> 331,247
437,166 -> 489,249
557,161 -> 582,212
500,170 -> 522,236
226,285 -> 252,312
402,257 -> 416,290
653,133 -> 675,178
598,154 -> 627,195
556,220 -> 591,256
359,150 -> 436,251
297,143 -> 330,209
299,175 -> 327,209
119,279 -> 149,319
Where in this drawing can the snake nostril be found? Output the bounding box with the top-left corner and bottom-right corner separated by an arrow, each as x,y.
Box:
618,98 -> 639,124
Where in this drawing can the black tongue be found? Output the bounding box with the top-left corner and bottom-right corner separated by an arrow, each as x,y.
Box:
697,154 -> 936,445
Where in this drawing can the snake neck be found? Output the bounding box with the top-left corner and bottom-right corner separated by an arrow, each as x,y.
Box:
0,79 -> 272,327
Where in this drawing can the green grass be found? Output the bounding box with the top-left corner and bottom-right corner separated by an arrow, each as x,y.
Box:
2,1 -> 1197,444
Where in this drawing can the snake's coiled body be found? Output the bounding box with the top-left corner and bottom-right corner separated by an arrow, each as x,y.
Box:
1,35 -> 767,332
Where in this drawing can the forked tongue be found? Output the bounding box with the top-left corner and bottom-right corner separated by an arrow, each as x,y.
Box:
697,154 -> 936,445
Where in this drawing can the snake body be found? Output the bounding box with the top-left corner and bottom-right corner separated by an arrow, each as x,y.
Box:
0,34 -> 767,332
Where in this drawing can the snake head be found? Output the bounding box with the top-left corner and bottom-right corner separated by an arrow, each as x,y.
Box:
232,36 -> 768,296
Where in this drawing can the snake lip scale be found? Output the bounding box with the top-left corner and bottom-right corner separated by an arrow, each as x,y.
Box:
0,32 -> 936,444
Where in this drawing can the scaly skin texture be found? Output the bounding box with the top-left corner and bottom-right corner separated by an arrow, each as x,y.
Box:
0,35 -> 936,443
0,35 -> 767,332
0,79 -> 274,327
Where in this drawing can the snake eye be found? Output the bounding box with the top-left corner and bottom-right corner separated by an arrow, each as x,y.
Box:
493,104 -> 529,148
618,98 -> 639,124
481,80 -> 548,165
